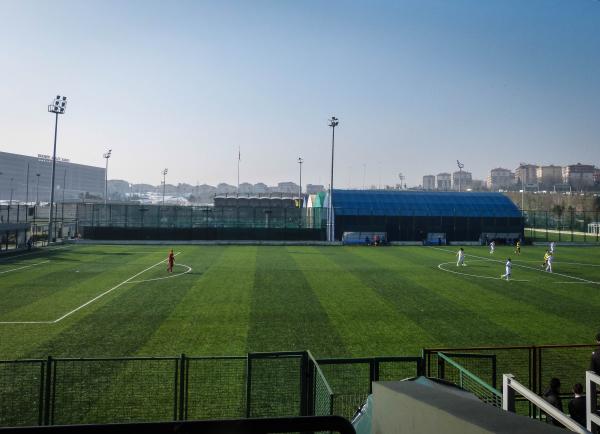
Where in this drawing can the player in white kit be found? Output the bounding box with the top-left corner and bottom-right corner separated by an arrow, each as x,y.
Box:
549,241 -> 555,254
456,248 -> 466,267
500,258 -> 512,281
489,240 -> 496,254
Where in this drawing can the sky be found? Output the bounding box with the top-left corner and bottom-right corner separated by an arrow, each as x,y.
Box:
0,0 -> 599,188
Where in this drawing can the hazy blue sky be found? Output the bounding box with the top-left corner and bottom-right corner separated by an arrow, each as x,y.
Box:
1,0 -> 599,187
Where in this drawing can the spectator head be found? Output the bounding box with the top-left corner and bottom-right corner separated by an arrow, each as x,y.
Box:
550,378 -> 561,393
573,383 -> 583,395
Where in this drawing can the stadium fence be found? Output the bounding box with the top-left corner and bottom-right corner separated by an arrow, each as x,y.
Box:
423,344 -> 597,417
0,345 -> 594,427
524,209 -> 600,243
3,204 -> 600,242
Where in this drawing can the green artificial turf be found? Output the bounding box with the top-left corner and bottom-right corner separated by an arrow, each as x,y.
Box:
2,243 -> 599,359
1,243 -> 600,425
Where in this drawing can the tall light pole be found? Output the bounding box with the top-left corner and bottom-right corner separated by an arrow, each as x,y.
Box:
237,147 -> 241,195
36,173 -> 40,205
328,116 -> 339,242
521,172 -> 525,214
25,163 -> 30,205
162,168 -> 168,205
297,157 -> 303,199
47,95 -> 67,244
8,177 -> 13,223
457,160 -> 464,192
103,149 -> 112,205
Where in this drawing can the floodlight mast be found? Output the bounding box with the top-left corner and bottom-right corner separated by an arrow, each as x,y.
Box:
162,168 -> 168,205
297,157 -> 303,199
47,95 -> 67,244
328,116 -> 339,242
103,149 -> 112,205
457,160 -> 464,192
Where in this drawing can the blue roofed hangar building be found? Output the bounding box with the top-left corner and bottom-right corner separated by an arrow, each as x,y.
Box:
326,190 -> 523,243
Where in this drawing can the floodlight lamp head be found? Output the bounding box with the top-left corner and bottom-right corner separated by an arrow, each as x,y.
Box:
48,95 -> 68,114
328,116 -> 339,127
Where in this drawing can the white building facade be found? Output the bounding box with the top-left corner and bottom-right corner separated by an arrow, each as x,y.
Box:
0,151 -> 104,202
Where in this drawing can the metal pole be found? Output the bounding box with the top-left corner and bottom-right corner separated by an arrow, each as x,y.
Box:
62,170 -> 66,238
522,175 -> 525,211
237,147 -> 240,194
26,163 -> 30,205
298,157 -> 303,199
329,123 -> 336,242
48,112 -> 59,244
162,170 -> 167,205
36,174 -> 40,204
8,178 -> 14,223
104,157 -> 109,205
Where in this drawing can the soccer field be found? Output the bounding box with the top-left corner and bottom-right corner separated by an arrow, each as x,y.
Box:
1,244 -> 599,360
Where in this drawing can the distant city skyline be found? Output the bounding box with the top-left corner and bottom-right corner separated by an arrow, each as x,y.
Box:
1,0 -> 599,188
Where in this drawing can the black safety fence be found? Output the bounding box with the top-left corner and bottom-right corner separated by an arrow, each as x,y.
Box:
423,344 -> 596,417
76,204 -> 325,231
0,352 -> 334,428
81,226 -> 326,242
316,356 -> 423,419
524,209 -> 600,243
1,346 -> 594,427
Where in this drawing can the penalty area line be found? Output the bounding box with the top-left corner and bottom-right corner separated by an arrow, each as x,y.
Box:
0,252 -> 181,325
430,246 -> 599,285
0,260 -> 50,275
437,261 -> 530,282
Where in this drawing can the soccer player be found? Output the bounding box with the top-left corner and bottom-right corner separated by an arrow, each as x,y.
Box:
550,241 -> 555,254
514,240 -> 521,256
489,240 -> 496,254
542,250 -> 550,269
545,251 -> 554,273
501,257 -> 512,281
167,249 -> 175,273
456,248 -> 466,267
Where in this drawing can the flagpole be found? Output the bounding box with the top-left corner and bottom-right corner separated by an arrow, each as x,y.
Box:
237,147 -> 240,194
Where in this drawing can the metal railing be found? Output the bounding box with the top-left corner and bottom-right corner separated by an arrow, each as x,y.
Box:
437,352 -> 502,407
503,374 -> 589,433
586,371 -> 600,432
316,356 -> 423,419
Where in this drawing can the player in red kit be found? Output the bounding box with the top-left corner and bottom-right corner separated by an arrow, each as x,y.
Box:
167,249 -> 175,273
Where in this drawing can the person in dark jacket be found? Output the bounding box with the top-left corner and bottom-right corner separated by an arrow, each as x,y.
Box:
543,377 -> 563,427
591,332 -> 600,375
568,383 -> 586,426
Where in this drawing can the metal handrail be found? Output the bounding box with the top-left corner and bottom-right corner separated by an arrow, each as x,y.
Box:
503,374 -> 590,434
307,351 -> 334,396
438,352 -> 501,400
585,371 -> 600,432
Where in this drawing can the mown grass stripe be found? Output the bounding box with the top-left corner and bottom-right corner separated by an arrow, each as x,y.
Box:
292,246 -> 440,357
338,248 -> 526,349
246,247 -> 348,356
137,246 -> 253,355
372,247 -> 593,344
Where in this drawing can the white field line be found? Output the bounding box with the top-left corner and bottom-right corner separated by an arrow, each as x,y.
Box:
430,246 -> 599,285
0,245 -> 68,262
0,261 -> 50,275
0,252 -> 181,325
127,264 -> 192,283
437,260 -> 530,282
497,259 -> 600,268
